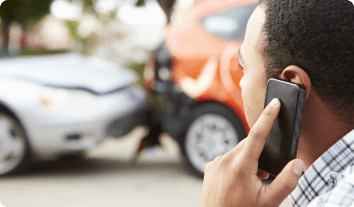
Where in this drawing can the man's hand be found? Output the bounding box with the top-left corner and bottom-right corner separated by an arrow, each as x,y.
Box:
201,98 -> 304,207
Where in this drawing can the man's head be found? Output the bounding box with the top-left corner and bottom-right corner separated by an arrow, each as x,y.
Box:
239,0 -> 354,128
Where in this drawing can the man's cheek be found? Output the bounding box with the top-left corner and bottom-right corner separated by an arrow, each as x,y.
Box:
246,104 -> 263,129
244,106 -> 256,128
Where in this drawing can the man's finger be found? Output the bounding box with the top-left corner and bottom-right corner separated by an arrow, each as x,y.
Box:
243,98 -> 281,161
229,137 -> 247,155
261,159 -> 304,206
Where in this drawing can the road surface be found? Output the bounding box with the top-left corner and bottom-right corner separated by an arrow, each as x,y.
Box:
0,127 -> 292,207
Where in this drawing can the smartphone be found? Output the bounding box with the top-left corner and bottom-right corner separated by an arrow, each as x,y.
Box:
258,78 -> 306,177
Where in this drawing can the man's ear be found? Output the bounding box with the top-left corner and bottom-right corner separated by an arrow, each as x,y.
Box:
278,65 -> 312,100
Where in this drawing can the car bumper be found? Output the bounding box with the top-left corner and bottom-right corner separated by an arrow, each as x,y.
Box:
19,87 -> 147,158
106,106 -> 146,138
151,81 -> 197,140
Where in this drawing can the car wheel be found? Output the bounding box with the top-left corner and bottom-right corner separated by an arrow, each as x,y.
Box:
0,113 -> 30,176
182,103 -> 246,178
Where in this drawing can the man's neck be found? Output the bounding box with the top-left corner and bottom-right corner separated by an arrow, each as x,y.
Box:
296,95 -> 353,171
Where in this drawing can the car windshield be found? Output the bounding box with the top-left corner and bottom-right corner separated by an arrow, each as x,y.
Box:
200,4 -> 257,40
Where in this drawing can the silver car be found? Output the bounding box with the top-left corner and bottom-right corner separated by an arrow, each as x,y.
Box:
0,54 -> 147,175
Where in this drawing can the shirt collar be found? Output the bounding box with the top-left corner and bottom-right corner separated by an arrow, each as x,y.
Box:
289,129 -> 354,207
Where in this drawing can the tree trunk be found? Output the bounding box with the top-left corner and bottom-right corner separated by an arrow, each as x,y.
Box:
1,20 -> 10,57
157,0 -> 176,23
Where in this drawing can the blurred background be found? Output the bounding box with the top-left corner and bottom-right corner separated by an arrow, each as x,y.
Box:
0,0 -> 171,73
0,0 -> 292,206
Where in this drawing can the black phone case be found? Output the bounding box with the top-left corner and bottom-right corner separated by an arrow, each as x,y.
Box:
258,78 -> 306,177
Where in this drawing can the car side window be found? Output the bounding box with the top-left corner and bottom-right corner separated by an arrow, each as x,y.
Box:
200,4 -> 257,40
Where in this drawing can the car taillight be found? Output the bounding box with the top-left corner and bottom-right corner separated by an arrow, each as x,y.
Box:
143,53 -> 156,92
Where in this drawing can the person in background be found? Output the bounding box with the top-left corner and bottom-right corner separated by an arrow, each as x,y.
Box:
201,0 -> 354,206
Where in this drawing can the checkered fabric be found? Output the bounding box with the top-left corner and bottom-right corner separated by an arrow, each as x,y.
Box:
289,129 -> 354,207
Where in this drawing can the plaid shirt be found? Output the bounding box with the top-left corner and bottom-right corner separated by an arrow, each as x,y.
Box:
288,129 -> 354,207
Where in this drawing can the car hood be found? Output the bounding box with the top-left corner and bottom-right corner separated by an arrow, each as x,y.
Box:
0,54 -> 137,95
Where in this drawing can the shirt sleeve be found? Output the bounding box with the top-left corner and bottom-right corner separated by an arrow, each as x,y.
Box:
307,172 -> 354,207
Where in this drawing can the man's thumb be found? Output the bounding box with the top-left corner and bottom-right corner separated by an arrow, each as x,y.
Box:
262,159 -> 304,206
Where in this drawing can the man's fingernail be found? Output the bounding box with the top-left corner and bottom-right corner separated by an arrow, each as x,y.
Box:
269,98 -> 280,108
293,160 -> 304,176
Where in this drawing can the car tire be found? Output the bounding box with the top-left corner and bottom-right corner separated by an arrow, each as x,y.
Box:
0,113 -> 31,176
181,102 -> 246,178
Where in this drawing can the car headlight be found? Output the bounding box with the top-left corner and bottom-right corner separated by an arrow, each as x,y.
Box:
39,87 -> 99,108
155,42 -> 172,81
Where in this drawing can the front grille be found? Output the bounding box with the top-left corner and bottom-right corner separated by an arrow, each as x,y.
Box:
66,134 -> 81,141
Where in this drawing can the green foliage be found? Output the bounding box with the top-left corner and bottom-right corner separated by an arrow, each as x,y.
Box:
68,0 -> 96,15
0,0 -> 54,29
126,62 -> 145,88
126,62 -> 167,109
81,0 -> 96,14
0,0 -> 20,22
134,0 -> 176,23
81,33 -> 99,54
65,20 -> 79,40
135,0 -> 145,7
20,48 -> 69,56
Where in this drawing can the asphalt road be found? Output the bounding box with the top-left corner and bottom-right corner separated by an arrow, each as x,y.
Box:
0,127 -> 292,207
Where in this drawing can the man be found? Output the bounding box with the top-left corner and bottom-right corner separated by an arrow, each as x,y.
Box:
201,0 -> 354,206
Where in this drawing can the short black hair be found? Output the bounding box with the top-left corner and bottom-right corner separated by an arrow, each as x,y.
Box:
258,0 -> 354,126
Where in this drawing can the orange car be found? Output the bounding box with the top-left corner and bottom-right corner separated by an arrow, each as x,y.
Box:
143,0 -> 258,177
